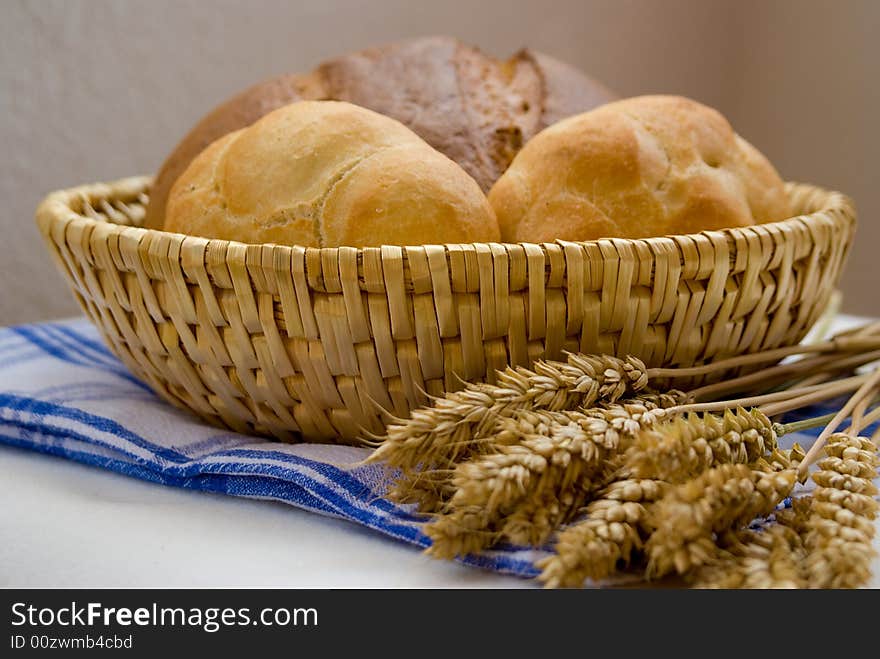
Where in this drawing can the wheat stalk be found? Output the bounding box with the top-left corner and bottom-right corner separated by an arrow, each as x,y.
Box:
645,465 -> 797,577
362,328 -> 880,586
536,479 -> 666,587
646,326 -> 880,381
804,433 -> 879,588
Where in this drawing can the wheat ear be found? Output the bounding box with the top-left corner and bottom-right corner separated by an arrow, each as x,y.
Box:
424,397 -> 675,558
536,479 -> 666,587
775,495 -> 813,535
804,433 -> 879,588
624,408 -> 777,483
689,524 -> 806,589
367,355 -> 649,504
645,465 -> 797,577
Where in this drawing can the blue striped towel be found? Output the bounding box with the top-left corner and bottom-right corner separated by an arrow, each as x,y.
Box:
0,317 -> 549,577
2,318 -> 861,580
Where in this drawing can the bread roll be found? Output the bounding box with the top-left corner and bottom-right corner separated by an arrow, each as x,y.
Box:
144,36 -> 615,229
164,101 -> 499,247
489,95 -> 791,243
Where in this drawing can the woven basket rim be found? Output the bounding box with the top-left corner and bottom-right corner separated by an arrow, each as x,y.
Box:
35,175 -> 855,254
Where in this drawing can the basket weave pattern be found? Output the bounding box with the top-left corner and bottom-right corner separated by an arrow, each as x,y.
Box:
36,177 -> 855,443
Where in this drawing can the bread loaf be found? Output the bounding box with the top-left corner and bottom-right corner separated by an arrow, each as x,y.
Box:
164,101 -> 499,247
489,95 -> 791,242
144,36 -> 615,230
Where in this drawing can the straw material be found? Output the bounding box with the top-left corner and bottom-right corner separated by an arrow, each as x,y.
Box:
35,177 -> 855,443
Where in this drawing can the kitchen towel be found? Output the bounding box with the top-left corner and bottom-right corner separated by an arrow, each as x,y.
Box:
0,317 -> 548,577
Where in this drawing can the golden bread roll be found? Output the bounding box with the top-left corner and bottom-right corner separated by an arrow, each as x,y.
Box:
144,36 -> 615,229
489,95 -> 790,242
164,101 -> 499,247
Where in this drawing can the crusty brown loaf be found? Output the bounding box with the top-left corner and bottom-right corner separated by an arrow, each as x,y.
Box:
164,101 -> 499,247
144,36 -> 615,230
488,95 -> 791,242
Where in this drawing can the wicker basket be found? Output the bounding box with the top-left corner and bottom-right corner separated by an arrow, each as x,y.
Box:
35,177 -> 855,443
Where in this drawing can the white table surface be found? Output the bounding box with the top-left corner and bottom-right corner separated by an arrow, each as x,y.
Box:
0,443 -> 534,587
1,314 -> 877,588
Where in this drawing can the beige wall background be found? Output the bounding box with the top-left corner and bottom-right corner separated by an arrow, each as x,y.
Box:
1,0 -> 876,325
